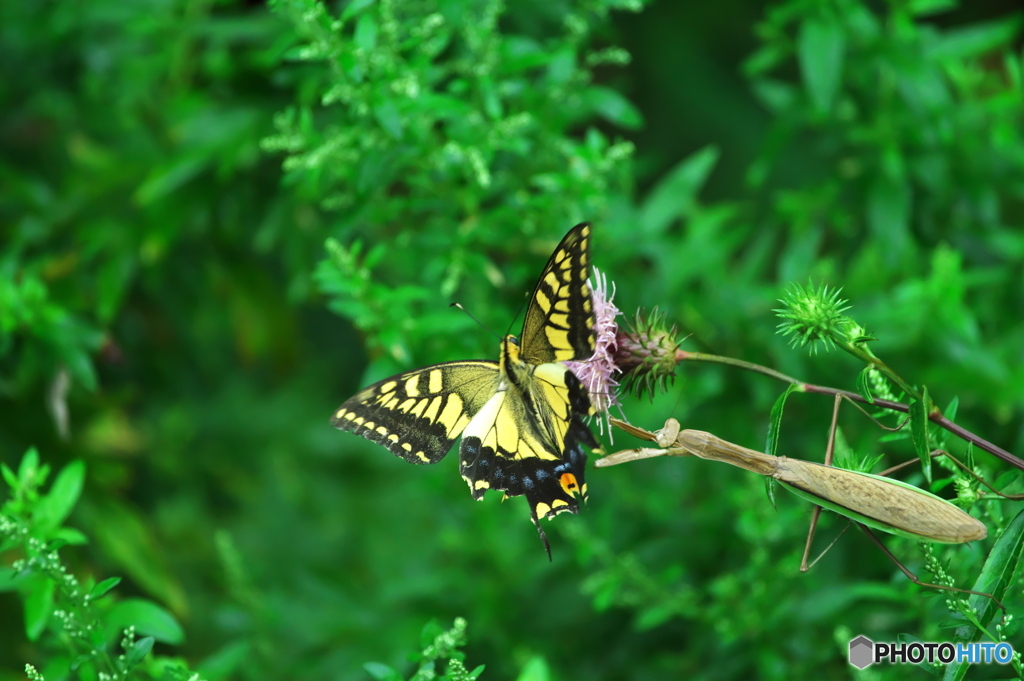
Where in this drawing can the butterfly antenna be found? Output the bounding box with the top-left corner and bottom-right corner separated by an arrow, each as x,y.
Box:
450,302 -> 502,341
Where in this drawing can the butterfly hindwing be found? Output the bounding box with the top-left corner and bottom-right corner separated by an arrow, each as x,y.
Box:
519,223 -> 596,364
459,362 -> 596,511
331,361 -> 500,464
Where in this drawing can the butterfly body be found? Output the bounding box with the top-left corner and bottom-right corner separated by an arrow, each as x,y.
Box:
332,224 -> 599,553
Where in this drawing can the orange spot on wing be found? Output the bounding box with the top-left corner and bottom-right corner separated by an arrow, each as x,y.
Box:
560,473 -> 580,496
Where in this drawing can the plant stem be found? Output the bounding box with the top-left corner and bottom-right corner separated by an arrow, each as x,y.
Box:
839,341 -> 918,400
677,350 -> 1024,472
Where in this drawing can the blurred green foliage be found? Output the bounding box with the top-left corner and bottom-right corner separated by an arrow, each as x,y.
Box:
2,0 -> 1024,679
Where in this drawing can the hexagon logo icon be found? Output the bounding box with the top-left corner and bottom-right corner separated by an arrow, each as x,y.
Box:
849,635 -> 874,669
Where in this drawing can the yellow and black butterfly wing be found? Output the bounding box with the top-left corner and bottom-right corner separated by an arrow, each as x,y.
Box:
458,347 -> 599,555
460,361 -> 596,504
518,222 -> 596,364
331,361 -> 500,464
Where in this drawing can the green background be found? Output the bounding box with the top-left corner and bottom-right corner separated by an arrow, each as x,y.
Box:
2,0 -> 1023,679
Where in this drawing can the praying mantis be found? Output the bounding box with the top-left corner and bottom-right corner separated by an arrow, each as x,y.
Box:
597,415 -> 1004,607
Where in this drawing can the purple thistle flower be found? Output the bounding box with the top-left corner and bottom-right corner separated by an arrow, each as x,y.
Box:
566,267 -> 622,435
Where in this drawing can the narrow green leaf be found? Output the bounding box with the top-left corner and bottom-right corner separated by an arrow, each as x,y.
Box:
763,476 -> 778,510
639,146 -> 720,236
70,653 -> 94,671
909,389 -> 932,484
341,0 -> 376,20
354,13 -> 378,51
944,395 -> 959,424
943,508 -> 1024,681
926,15 -> 1024,61
64,347 -> 99,392
855,368 -> 876,404
363,662 -> 400,681
36,460 -> 85,531
106,599 -> 185,645
0,567 -> 20,591
909,0 -> 956,16
17,448 -> 41,486
419,618 -> 444,650
197,640 -> 252,680
766,383 -> 800,458
135,157 -> 205,206
24,576 -> 55,641
54,527 -> 88,545
867,174 -> 911,264
969,507 -> 1024,622
0,536 -> 20,554
89,577 -> 122,601
123,636 -> 154,670
583,85 -> 643,130
798,16 -> 845,113
1,462 -> 17,490
373,99 -> 403,139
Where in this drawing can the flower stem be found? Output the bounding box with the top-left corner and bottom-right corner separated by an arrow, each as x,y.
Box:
839,340 -> 918,400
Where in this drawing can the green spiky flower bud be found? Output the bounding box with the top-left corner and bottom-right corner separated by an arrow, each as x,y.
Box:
775,282 -> 855,355
614,308 -> 682,399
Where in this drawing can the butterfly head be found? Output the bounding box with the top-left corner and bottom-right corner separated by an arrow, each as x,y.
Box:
500,334 -> 524,370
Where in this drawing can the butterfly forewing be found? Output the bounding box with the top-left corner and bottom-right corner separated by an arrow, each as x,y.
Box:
519,223 -> 596,364
332,361 -> 500,464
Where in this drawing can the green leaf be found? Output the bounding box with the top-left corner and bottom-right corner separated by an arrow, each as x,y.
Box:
373,99 -> 404,139
1,462 -> 17,490
54,527 -> 88,545
88,498 -> 189,614
855,368 -> 876,404
0,567 -> 19,592
341,0 -> 376,20
197,640 -> 252,681
106,599 -> 185,645
766,383 -> 800,458
943,508 -> 1024,681
123,636 -> 154,670
583,85 -> 643,129
36,460 -> 85,531
908,0 -> 956,16
926,15 -> 1024,61
0,535 -> 20,554
909,388 -> 932,484
354,13 -> 379,51
419,619 -> 444,650
89,576 -> 122,601
17,448 -> 41,487
364,661 -> 401,681
515,656 -> 551,681
944,395 -> 959,424
639,146 -> 719,236
867,174 -> 911,264
134,157 -> 206,206
798,16 -> 845,113
63,346 -> 99,392
763,475 -> 777,511
24,576 -> 55,641
70,653 -> 95,671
